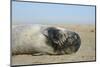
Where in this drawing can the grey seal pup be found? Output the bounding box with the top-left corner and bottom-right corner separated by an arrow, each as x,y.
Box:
12,24 -> 81,55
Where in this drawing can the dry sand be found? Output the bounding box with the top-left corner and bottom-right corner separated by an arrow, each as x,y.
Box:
12,24 -> 96,66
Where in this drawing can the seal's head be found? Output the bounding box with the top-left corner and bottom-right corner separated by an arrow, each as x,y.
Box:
42,27 -> 81,55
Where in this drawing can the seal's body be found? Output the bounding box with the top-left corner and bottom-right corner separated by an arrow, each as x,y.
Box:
12,24 -> 81,55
